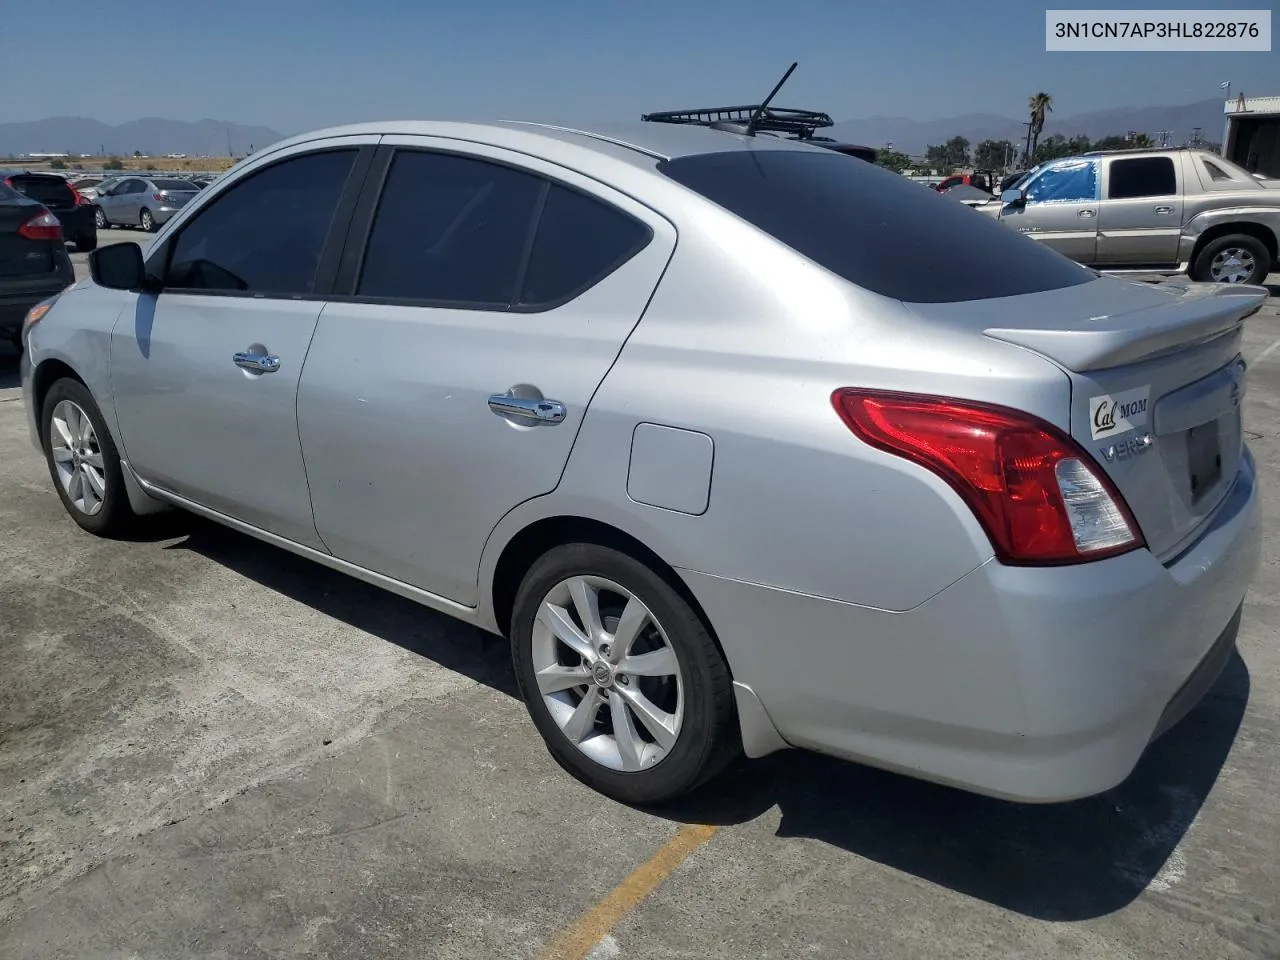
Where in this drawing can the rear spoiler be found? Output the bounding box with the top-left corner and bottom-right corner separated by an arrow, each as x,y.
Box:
983,282 -> 1269,372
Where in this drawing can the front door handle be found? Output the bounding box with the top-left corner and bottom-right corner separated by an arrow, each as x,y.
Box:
233,352 -> 281,374
1154,205 -> 1175,215
1078,209 -> 1096,219
488,394 -> 566,424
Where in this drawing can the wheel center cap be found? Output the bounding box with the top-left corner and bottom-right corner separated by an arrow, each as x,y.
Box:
591,661 -> 613,687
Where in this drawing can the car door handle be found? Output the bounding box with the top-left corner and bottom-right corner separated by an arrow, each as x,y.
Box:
1154,205 -> 1175,215
233,352 -> 281,374
1078,209 -> 1096,219
487,394 -> 566,424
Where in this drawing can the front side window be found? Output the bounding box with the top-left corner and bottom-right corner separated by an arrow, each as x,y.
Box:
1107,157 -> 1176,199
1025,159 -> 1098,203
357,150 -> 543,305
166,149 -> 356,295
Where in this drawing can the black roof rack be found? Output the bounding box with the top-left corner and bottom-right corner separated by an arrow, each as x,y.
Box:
641,105 -> 834,140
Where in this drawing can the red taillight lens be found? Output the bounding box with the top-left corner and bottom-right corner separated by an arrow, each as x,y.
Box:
18,210 -> 62,241
831,389 -> 1144,565
154,193 -> 166,201
69,185 -> 85,205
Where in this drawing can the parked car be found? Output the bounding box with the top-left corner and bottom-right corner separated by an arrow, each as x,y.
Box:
5,172 -> 98,252
935,172 -> 994,193
94,176 -> 201,232
969,148 -> 1279,284
0,182 -> 74,348
70,177 -> 108,201
21,120 -> 1264,805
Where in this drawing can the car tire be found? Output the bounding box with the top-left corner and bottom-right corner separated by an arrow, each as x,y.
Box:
1191,234 -> 1271,285
76,233 -> 98,252
511,543 -> 739,805
41,378 -> 138,537
140,208 -> 156,233
94,207 -> 109,229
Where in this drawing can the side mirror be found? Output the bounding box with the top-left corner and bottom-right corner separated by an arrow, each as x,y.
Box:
1001,187 -> 1027,205
89,242 -> 153,291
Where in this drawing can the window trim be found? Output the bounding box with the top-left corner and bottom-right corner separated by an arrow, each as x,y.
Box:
1104,155 -> 1178,200
332,144 -> 654,314
145,145 -> 375,301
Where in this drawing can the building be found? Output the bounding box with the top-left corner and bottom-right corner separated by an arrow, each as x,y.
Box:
1222,95 -> 1280,178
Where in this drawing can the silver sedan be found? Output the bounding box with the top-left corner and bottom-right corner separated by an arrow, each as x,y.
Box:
19,120 -> 1265,805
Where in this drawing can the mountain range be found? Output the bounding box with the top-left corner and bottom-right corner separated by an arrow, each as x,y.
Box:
0,118 -> 285,158
828,98 -> 1228,156
0,98 -> 1231,159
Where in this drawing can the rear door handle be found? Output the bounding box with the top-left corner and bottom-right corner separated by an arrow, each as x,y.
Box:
488,394 -> 566,424
1154,205 -> 1175,215
233,352 -> 281,374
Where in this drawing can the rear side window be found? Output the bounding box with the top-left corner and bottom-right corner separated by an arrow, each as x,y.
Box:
153,178 -> 196,191
166,149 -> 356,295
517,185 -> 651,308
9,175 -> 74,207
658,150 -> 1093,303
357,150 -> 543,306
1107,157 -> 1176,199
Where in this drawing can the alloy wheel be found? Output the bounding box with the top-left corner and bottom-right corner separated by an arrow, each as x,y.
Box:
531,575 -> 684,773
49,400 -> 107,516
1209,247 -> 1256,283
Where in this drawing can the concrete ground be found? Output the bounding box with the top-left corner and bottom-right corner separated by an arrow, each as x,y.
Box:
2,250 -> 1280,959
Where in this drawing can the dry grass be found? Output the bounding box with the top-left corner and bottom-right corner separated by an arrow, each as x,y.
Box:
9,156 -> 240,174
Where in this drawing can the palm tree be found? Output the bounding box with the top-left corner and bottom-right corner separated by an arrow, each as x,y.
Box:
1028,92 -> 1053,161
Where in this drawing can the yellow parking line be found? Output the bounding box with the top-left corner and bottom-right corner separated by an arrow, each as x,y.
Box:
536,823 -> 719,960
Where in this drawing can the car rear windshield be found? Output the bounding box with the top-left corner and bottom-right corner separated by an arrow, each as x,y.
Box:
0,183 -> 19,201
8,175 -> 74,206
659,150 -> 1093,303
154,179 -> 196,191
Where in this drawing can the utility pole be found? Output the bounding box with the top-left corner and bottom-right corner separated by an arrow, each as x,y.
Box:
1189,126 -> 1203,147
1156,129 -> 1173,147
1021,120 -> 1034,165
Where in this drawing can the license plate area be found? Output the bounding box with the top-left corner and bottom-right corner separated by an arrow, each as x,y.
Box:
1187,420 -> 1222,504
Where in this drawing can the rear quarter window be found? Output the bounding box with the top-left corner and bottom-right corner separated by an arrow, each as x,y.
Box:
658,150 -> 1093,303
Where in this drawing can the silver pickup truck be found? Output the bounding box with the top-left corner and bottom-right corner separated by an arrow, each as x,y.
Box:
967,148 -> 1279,285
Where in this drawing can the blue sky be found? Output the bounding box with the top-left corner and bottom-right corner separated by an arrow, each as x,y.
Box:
1,0 -> 1275,133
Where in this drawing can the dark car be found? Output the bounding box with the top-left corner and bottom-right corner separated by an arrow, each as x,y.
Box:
4,172 -> 97,252
0,182 -> 74,347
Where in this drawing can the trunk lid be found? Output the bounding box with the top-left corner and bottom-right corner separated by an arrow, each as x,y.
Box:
915,276 -> 1267,559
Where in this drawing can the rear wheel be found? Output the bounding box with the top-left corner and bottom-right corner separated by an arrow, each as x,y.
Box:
41,379 -> 138,537
139,208 -> 156,233
1191,234 -> 1271,285
511,543 -> 738,805
94,207 -> 109,229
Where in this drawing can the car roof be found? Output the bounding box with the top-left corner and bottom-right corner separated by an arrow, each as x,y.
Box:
263,119 -> 823,168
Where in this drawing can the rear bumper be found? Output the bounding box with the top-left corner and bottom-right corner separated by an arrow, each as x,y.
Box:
683,449 -> 1261,803
153,206 -> 183,223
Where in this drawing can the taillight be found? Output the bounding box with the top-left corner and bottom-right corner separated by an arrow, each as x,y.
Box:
69,184 -> 85,205
18,210 -> 62,241
831,389 -> 1144,565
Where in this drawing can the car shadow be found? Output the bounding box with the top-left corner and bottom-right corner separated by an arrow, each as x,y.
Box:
162,515 -> 519,697
160,512 -> 1246,922
0,342 -> 18,390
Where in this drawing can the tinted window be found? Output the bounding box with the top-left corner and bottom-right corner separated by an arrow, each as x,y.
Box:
0,182 -> 19,201
658,150 -> 1092,303
167,149 -> 355,295
1025,159 -> 1098,203
357,150 -> 543,305
153,178 -> 196,191
517,185 -> 651,307
1203,160 -> 1232,182
9,175 -> 75,207
1108,157 -> 1176,199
